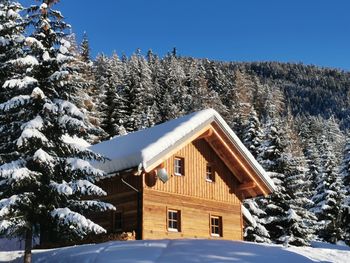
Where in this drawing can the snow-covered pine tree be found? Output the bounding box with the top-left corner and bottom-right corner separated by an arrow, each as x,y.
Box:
242,107 -> 264,158
125,49 -> 157,131
283,154 -> 316,246
340,135 -> 350,245
0,0 -> 26,103
256,116 -> 290,244
283,114 -> 317,245
204,59 -> 225,97
225,70 -> 254,137
243,199 -> 271,243
296,115 -> 323,197
147,49 -> 164,124
242,107 -> 272,243
109,53 -> 128,136
94,54 -> 127,138
184,59 -> 208,112
258,113 -> 313,246
311,135 -> 345,243
185,59 -> 227,115
0,2 -> 114,262
62,33 -> 102,142
159,53 -> 188,120
80,31 -> 90,63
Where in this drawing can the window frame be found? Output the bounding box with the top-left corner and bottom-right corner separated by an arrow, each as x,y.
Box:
167,209 -> 181,232
206,163 -> 215,182
174,157 -> 184,176
210,215 -> 222,237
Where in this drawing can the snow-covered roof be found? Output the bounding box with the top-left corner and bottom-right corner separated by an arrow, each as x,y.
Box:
91,108 -> 274,193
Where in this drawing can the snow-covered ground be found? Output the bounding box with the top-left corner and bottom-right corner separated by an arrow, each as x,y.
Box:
1,239 -> 349,263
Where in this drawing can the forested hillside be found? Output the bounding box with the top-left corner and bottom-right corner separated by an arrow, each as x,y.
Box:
75,45 -> 350,246
1,0 -> 350,254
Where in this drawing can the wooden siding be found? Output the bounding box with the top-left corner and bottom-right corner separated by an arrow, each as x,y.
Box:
93,175 -> 141,233
93,138 -> 245,240
144,139 -> 241,204
142,189 -> 242,240
208,122 -> 271,197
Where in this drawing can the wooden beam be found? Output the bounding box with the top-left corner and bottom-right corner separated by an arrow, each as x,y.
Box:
205,137 -> 244,182
209,127 -> 269,197
195,128 -> 213,140
238,181 -> 256,191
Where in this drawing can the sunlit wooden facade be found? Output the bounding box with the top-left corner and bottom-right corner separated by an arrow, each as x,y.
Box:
93,121 -> 274,240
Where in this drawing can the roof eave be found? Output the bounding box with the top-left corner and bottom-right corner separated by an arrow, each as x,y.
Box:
212,115 -> 275,195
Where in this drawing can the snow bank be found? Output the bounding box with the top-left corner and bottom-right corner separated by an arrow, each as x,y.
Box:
1,239 -> 349,263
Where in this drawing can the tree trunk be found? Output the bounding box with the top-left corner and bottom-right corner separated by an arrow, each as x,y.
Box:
24,227 -> 33,263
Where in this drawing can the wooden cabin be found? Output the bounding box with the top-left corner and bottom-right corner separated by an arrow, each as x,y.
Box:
90,109 -> 274,241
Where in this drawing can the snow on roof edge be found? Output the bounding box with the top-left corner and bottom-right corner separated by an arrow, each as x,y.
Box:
142,115 -> 215,171
90,108 -> 274,193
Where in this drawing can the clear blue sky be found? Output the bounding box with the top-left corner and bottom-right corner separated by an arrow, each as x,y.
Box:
20,0 -> 350,70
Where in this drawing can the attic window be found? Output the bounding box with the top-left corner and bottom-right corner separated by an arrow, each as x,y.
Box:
174,157 -> 184,176
206,164 -> 214,182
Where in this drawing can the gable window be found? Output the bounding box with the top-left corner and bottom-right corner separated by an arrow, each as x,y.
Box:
210,215 -> 222,237
174,157 -> 184,176
206,164 -> 215,182
168,209 -> 181,232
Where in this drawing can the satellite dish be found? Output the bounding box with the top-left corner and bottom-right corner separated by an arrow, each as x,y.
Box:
156,168 -> 169,183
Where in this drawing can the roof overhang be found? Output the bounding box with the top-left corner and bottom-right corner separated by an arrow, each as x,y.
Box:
91,109 -> 275,199
142,117 -> 274,198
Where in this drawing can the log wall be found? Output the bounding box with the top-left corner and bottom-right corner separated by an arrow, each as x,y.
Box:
144,139 -> 241,204
142,189 -> 242,240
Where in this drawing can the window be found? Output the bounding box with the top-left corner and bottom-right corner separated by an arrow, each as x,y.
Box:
206,164 -> 215,182
174,157 -> 184,176
210,215 -> 222,237
168,209 -> 181,232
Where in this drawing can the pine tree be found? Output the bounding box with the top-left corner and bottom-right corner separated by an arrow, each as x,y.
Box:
94,54 -> 127,138
0,0 -> 26,103
0,2 -> 114,262
311,136 -> 345,243
147,49 -> 164,124
80,31 -> 90,63
242,107 -> 264,158
125,49 -> 157,131
258,114 -> 314,246
63,33 -> 101,142
243,199 -> 271,243
340,135 -> 350,245
297,115 -> 324,199
283,154 -> 316,246
204,59 -> 225,96
225,70 -> 254,137
159,54 -> 187,120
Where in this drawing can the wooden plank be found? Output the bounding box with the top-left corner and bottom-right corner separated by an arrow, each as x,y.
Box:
143,189 -> 242,240
238,181 -> 256,191
208,126 -> 268,196
211,122 -> 271,196
144,125 -> 213,172
145,139 -> 240,204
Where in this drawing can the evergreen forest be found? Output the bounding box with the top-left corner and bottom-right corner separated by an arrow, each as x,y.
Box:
1,2 -> 350,262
